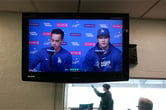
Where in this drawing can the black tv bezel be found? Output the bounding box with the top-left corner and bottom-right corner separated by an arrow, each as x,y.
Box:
22,13 -> 129,83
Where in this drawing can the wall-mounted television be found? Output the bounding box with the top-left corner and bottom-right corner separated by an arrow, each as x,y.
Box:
22,13 -> 129,83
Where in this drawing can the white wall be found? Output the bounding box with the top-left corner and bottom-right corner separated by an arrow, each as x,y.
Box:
130,19 -> 166,79
0,12 -> 166,110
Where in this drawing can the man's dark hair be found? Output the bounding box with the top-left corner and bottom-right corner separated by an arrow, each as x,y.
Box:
51,28 -> 64,39
103,83 -> 111,90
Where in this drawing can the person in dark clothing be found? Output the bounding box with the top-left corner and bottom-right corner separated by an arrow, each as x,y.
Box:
91,84 -> 113,110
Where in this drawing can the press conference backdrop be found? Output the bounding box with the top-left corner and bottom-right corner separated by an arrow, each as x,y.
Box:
29,19 -> 123,71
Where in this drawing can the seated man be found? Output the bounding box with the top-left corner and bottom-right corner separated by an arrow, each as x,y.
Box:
137,97 -> 153,110
29,28 -> 72,72
83,28 -> 122,72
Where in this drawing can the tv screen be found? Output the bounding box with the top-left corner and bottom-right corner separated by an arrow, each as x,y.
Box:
22,13 -> 129,83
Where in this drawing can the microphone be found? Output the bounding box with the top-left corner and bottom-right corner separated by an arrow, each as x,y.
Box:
47,47 -> 56,72
95,49 -> 104,56
47,49 -> 56,53
47,47 -> 56,55
95,49 -> 104,72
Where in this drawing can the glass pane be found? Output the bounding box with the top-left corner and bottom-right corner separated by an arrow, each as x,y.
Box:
65,79 -> 166,110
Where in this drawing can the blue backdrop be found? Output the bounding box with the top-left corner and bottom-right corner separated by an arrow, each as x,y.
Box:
29,19 -> 123,71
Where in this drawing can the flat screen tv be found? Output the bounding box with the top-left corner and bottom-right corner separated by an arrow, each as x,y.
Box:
22,13 -> 129,83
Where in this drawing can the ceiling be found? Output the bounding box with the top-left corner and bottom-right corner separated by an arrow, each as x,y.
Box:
0,0 -> 166,20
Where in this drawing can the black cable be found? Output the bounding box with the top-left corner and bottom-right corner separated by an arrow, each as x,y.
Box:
140,0 -> 161,18
30,0 -> 39,12
77,0 -> 81,13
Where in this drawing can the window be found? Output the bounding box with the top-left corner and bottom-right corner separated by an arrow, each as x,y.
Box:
65,79 -> 166,110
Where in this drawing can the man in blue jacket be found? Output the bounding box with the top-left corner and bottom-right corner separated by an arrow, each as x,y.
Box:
83,28 -> 122,72
29,28 -> 72,72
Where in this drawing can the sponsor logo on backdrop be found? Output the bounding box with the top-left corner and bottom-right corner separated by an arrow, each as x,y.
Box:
112,24 -> 123,28
70,33 -> 81,36
61,42 -> 67,45
29,23 -> 40,26
85,33 -> 94,37
72,21 -> 80,28
42,32 -> 51,36
29,41 -> 39,45
84,42 -> 96,46
29,48 -> 38,54
112,43 -> 122,47
56,23 -> 68,27
100,24 -> 108,28
84,24 -> 96,28
114,32 -> 122,38
43,39 -> 51,46
70,51 -> 81,55
29,32 -> 38,36
44,22 -> 52,27
71,42 -> 80,46
72,58 -> 79,65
